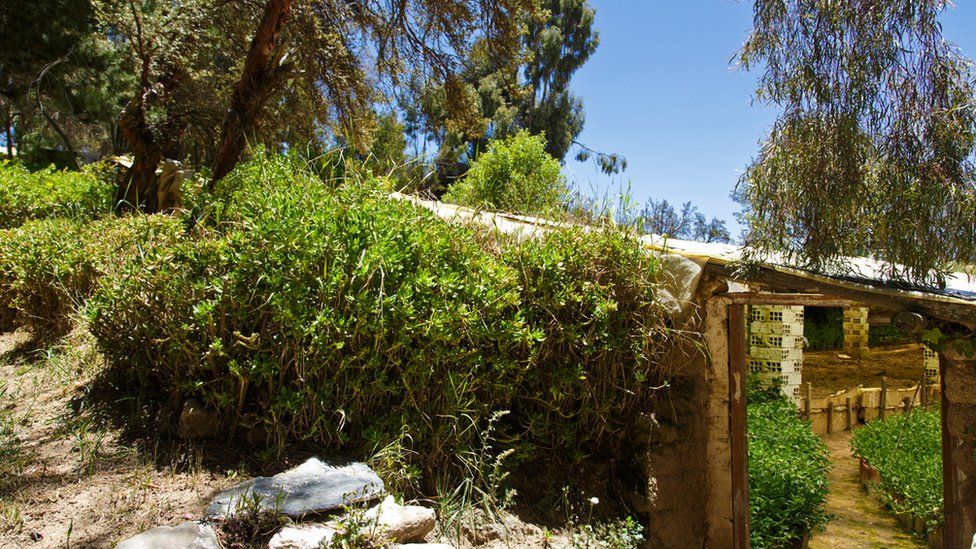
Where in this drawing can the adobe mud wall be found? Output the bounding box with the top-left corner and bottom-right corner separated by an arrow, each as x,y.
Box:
640,280 -> 733,548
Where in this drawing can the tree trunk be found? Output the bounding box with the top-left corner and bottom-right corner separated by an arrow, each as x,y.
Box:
210,0 -> 293,187
4,100 -> 12,159
116,94 -> 161,213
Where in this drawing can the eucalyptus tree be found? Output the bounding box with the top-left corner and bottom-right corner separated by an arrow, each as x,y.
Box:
94,0 -> 247,211
404,0 -> 622,191
639,199 -> 732,244
737,0 -> 976,284
0,0 -> 132,165
97,0 -> 535,210
210,0 -> 538,185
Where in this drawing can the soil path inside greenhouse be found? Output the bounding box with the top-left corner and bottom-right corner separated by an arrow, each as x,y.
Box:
808,430 -> 924,549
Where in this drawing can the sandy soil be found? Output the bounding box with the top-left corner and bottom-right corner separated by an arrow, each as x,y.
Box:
0,329 -> 239,548
808,431 -> 924,549
802,345 -> 928,399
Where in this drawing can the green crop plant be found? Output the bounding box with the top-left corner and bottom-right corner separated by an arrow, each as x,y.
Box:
747,380 -> 830,548
851,408 -> 943,532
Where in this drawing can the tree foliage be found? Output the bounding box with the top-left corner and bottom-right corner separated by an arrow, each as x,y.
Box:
405,0 -> 622,189
737,0 -> 976,283
0,0 -> 133,166
638,198 -> 732,244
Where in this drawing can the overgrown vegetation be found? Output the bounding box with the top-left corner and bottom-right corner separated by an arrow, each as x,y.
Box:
77,154 -> 669,492
0,214 -> 182,336
851,408 -> 943,532
0,154 -> 670,544
443,131 -> 569,216
747,379 -> 830,548
0,161 -> 113,229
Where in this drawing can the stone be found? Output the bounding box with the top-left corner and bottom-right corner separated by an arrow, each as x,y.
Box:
392,544 -> 454,548
116,521 -> 219,549
178,398 -> 220,439
364,496 -> 436,542
206,457 -> 384,519
267,525 -> 336,549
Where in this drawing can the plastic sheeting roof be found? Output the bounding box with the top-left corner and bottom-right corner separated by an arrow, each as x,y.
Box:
391,193 -> 976,318
641,234 -> 976,304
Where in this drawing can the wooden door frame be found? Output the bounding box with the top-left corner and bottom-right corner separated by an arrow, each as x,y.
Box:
726,295 -> 972,549
728,303 -> 750,548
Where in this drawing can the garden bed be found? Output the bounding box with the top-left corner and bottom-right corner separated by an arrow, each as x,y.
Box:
747,382 -> 830,548
851,408 -> 943,548
858,458 -> 943,548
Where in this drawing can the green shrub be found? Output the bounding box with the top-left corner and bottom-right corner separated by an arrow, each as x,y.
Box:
87,154 -> 668,483
748,382 -> 830,548
0,161 -> 114,229
0,214 -> 183,335
851,408 -> 943,530
804,307 -> 843,350
804,307 -> 911,350
443,131 -> 568,216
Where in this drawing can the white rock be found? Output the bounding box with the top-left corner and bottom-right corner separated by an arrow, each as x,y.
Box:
116,521 -> 218,549
363,496 -> 436,542
267,525 -> 336,549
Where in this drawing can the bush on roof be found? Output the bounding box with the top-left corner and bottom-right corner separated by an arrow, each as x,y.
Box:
443,130 -> 568,216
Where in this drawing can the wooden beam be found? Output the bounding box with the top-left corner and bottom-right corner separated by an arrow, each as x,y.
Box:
723,292 -> 852,307
704,262 -> 976,328
728,304 -> 750,549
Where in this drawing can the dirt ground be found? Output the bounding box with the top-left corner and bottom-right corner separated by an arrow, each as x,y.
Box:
0,328 -> 242,548
802,345 -> 928,399
808,431 -> 924,549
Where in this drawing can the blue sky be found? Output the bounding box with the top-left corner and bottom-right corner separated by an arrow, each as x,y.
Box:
566,0 -> 976,237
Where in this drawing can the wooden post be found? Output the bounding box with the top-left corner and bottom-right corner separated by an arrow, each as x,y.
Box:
880,377 -> 887,420
941,360 -> 961,549
826,402 -> 834,434
920,380 -> 928,408
804,382 -> 812,421
940,353 -> 976,547
846,397 -> 853,431
903,396 -> 912,415
728,304 -> 750,549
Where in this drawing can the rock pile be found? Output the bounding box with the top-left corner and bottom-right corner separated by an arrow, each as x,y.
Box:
116,458 -> 447,549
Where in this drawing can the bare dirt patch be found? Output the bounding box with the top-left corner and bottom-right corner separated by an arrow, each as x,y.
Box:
0,329 -> 239,548
803,345 -> 927,399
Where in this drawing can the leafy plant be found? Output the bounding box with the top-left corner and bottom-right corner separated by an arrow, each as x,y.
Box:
0,214 -> 182,336
217,491 -> 290,548
570,516 -> 644,549
86,153 -> 670,491
443,131 -> 568,216
0,161 -> 114,229
325,505 -> 393,549
851,408 -> 943,532
747,382 -> 830,548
